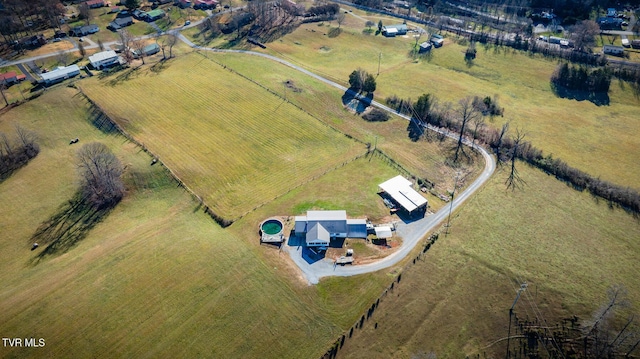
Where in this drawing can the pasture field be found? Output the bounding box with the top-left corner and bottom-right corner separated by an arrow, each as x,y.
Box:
78,52 -> 364,220
242,11 -> 640,190
0,87 -> 401,358
338,163 -> 640,358
206,51 -> 484,202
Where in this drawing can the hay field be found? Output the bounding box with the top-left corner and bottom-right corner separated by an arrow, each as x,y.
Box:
338,163 -> 640,358
0,87 -> 400,358
249,13 -> 640,190
206,51 -> 484,204
79,53 -> 364,220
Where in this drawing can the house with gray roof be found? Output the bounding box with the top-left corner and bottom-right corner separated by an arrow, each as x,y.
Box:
294,210 -> 367,247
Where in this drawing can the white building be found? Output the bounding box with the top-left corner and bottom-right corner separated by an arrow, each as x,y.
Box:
294,210 -> 367,247
40,65 -> 80,85
88,50 -> 120,69
379,175 -> 428,214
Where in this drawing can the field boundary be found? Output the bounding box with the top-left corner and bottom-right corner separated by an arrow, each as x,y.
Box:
193,51 -> 367,146
321,232 -> 443,359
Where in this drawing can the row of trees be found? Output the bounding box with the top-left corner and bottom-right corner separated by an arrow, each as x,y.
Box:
385,91 -> 640,211
348,69 -> 377,94
0,0 -> 64,44
551,63 -> 612,93
0,125 -> 39,182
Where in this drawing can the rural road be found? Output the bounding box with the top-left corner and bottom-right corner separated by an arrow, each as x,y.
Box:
0,13 -> 496,285
175,34 -> 497,284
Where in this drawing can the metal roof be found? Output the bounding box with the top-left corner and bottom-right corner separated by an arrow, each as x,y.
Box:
374,226 -> 393,239
88,50 -> 117,64
379,175 -> 427,212
306,223 -> 330,245
40,65 -> 80,82
307,210 -> 347,221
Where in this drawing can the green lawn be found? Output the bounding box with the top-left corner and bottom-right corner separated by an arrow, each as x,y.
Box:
0,87 -> 398,358
338,163 -> 640,358
204,9 -> 640,190
78,53 -> 365,220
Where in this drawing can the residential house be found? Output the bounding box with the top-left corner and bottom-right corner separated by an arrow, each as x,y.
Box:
71,24 -> 99,36
40,65 -> 80,86
382,24 -> 408,37
176,0 -> 192,8
603,45 -> 624,56
597,17 -> 623,30
18,34 -> 46,48
132,43 -> 160,58
85,0 -> 105,8
108,16 -> 133,31
88,50 -> 120,69
193,0 -> 217,9
144,9 -> 165,22
0,71 -> 18,85
294,211 -> 367,248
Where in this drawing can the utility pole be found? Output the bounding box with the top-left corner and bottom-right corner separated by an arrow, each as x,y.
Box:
377,52 -> 381,76
445,171 -> 460,236
506,282 -> 528,359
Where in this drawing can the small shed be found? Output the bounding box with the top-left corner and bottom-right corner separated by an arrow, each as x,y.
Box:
382,24 -> 408,37
419,41 -> 432,53
374,226 -> 393,239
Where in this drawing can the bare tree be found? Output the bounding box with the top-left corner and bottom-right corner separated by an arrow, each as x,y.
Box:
77,42 -> 86,58
505,127 -> 526,191
365,20 -> 375,31
493,121 -> 509,162
56,49 -> 69,66
453,97 -> 479,163
470,111 -> 485,147
336,12 -> 346,29
118,29 -> 134,64
76,142 -> 124,209
78,3 -> 92,26
164,33 -> 178,58
131,39 -> 146,65
570,20 -> 600,53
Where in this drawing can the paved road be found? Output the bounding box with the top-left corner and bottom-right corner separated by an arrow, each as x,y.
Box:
0,14 -> 496,285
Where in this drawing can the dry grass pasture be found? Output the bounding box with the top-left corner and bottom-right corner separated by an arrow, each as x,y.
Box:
233,10 -> 640,190
338,163 -> 640,358
78,52 -> 365,220
0,87 -> 403,358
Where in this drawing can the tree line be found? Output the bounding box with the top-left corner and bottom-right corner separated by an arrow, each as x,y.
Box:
0,0 -> 64,45
0,125 -> 39,182
385,92 -> 640,213
551,63 -> 612,94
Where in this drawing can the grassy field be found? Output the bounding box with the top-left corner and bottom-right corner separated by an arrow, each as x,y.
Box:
0,87 -> 408,358
204,51 -> 484,207
338,163 -> 640,358
220,8 -> 640,190
78,52 -> 365,220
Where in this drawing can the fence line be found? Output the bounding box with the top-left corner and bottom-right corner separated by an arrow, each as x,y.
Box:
321,231 -> 443,359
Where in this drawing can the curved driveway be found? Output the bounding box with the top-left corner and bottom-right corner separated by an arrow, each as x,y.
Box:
0,24 -> 495,284
176,33 -> 496,284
